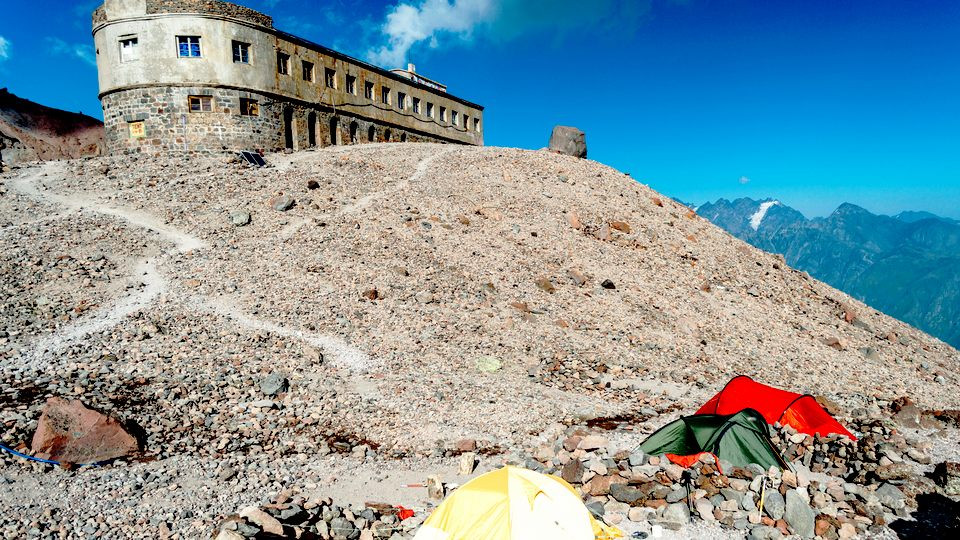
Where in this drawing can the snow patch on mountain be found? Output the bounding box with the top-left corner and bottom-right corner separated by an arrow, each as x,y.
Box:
749,200 -> 780,231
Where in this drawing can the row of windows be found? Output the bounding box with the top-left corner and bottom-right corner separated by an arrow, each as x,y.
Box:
188,95 -> 259,116
273,49 -> 478,131
116,34 -> 480,133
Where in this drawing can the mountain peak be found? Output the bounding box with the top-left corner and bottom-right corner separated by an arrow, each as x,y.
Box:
831,202 -> 870,217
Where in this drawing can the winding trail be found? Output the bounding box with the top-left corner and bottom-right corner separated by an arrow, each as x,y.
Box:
192,296 -> 371,372
5,151 -> 447,369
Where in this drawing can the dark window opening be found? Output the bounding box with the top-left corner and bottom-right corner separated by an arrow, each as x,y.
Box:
346,75 -> 357,95
239,98 -> 259,116
324,68 -> 337,89
277,52 -> 290,75
302,60 -> 314,82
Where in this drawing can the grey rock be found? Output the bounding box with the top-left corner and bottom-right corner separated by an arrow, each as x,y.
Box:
548,126 -> 587,158
784,489 -> 815,538
609,483 -> 644,505
659,502 -> 690,529
628,451 -> 647,467
748,525 -> 784,540
329,516 -> 358,539
260,373 -> 289,396
230,210 -> 251,226
875,483 -> 906,510
763,491 -> 785,520
271,194 -> 295,211
585,500 -> 605,518
666,487 -> 686,503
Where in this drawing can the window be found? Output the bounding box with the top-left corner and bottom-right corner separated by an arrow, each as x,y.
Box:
277,52 -> 290,75
232,41 -> 250,64
451,111 -> 458,126
119,37 -> 138,62
346,75 -> 357,95
464,115 -> 469,129
188,95 -> 212,112
324,68 -> 337,89
364,81 -> 374,99
381,86 -> 391,105
426,102 -> 434,118
178,36 -> 202,58
302,60 -> 314,82
240,98 -> 259,116
397,92 -> 406,110
439,106 -> 446,122
413,97 -> 421,114
474,118 -> 481,132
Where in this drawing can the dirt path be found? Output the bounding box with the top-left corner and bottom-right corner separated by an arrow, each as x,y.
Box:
6,160 -> 372,370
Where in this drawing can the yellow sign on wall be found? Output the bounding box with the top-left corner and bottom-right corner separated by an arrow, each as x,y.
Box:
129,121 -> 146,138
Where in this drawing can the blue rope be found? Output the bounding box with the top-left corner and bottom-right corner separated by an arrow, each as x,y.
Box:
0,442 -> 100,467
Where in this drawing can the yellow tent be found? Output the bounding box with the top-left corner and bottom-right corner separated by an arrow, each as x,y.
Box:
414,466 -> 622,540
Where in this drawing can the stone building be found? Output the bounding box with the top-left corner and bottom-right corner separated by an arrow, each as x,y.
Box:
92,0 -> 484,155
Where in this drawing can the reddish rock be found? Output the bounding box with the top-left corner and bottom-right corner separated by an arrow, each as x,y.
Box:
31,398 -> 138,464
644,499 -> 667,510
561,459 -> 585,483
823,336 -> 848,351
534,278 -> 556,294
585,474 -> 627,496
454,439 -> 477,452
566,210 -> 583,230
567,269 -> 588,286
610,221 -> 631,233
651,197 -> 663,207
562,435 -> 582,452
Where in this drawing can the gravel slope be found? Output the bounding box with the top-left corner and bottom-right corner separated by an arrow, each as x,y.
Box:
0,144 -> 956,537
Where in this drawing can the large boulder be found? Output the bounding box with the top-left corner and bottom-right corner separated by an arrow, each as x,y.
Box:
784,489 -> 815,538
31,397 -> 138,464
548,126 -> 587,158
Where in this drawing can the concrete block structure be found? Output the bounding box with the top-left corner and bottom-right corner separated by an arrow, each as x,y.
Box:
92,0 -> 484,155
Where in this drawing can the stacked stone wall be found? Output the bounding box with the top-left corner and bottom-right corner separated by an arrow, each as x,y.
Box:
145,0 -> 273,27
92,6 -> 107,25
101,87 -> 452,156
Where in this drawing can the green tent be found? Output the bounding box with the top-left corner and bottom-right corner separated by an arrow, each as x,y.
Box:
638,408 -> 790,471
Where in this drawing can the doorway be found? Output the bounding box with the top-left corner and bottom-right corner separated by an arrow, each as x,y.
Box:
368,125 -> 376,142
349,121 -> 359,144
307,112 -> 317,147
283,108 -> 294,150
329,117 -> 339,146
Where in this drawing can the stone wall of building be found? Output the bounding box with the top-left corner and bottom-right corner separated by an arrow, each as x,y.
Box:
102,87 -> 449,155
145,0 -> 273,27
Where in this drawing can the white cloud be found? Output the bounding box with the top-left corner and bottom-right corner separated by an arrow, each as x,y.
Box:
366,0 -> 650,67
368,0 -> 496,67
739,176 -> 751,184
46,37 -> 97,68
0,36 -> 10,61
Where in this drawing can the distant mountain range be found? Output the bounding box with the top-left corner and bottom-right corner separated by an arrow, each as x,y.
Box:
696,197 -> 960,348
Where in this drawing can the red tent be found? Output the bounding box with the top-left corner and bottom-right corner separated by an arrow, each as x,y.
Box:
696,376 -> 856,440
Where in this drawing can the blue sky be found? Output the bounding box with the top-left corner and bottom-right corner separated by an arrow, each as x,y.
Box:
2,0 -> 959,218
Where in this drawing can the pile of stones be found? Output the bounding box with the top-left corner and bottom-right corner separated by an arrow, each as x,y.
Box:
215,495 -> 421,540
517,416 -> 935,539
